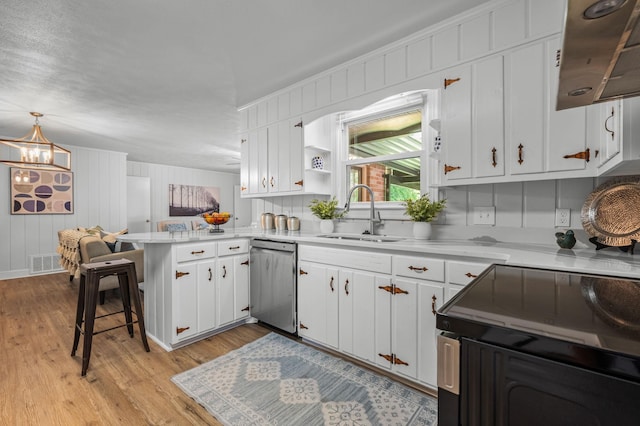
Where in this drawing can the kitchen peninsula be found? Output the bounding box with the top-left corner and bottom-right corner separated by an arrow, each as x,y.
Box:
119,229 -> 640,390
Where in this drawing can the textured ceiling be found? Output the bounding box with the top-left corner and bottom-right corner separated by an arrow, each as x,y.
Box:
0,0 -> 489,172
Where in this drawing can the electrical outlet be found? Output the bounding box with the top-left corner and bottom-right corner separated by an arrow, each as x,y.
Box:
473,206 -> 495,225
555,208 -> 571,227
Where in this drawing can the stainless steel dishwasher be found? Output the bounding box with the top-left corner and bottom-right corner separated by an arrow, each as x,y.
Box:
250,239 -> 297,334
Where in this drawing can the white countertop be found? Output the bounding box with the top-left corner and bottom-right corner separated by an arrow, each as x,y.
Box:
118,229 -> 640,279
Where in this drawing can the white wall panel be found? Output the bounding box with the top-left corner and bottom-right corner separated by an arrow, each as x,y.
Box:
522,180 -> 556,228
460,13 -> 491,60
493,0 -> 527,50
529,0 -> 564,38
407,37 -> 432,79
267,98 -> 278,124
302,82 -> 316,112
127,161 -> 239,232
317,75 -> 331,108
385,47 -> 406,86
0,145 -> 127,278
290,87 -> 303,116
432,26 -> 459,70
278,93 -> 290,120
257,101 -> 268,127
347,63 -> 366,98
331,69 -> 348,103
494,182 -> 524,227
365,56 -> 385,92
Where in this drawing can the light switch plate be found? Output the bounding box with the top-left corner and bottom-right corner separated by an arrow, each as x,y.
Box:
473,206 -> 495,225
555,208 -> 571,227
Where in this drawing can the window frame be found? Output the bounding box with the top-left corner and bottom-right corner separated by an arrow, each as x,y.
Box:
337,93 -> 430,210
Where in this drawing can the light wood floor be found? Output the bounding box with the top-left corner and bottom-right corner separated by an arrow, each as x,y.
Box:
0,272 -> 270,425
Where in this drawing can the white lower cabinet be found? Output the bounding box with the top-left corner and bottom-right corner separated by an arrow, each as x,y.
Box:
296,244 -> 496,389
144,238 -> 250,351
339,270 -> 387,364
297,261 -> 339,348
217,254 -> 251,327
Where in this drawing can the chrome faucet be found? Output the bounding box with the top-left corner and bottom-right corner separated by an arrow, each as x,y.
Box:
344,184 -> 381,235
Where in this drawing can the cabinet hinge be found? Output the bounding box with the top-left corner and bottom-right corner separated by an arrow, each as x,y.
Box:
294,121 -> 303,128
175,270 -> 190,279
563,148 -> 590,162
444,77 -> 461,89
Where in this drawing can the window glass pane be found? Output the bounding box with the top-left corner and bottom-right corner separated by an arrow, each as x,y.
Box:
348,110 -> 422,160
347,157 -> 420,202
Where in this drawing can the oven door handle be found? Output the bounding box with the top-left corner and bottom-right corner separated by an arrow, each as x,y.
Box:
437,334 -> 460,395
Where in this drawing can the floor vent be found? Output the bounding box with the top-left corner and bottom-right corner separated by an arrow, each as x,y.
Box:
29,253 -> 63,275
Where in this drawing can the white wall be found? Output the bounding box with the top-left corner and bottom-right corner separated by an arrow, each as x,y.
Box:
0,153 -> 241,279
255,176 -> 607,247
127,161 -> 240,231
0,145 -> 127,279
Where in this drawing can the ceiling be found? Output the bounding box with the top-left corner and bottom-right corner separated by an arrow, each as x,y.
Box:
0,0 -> 490,172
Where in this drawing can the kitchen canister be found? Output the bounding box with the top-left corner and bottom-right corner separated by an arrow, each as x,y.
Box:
287,216 -> 300,231
311,155 -> 324,170
260,212 -> 275,230
275,214 -> 288,231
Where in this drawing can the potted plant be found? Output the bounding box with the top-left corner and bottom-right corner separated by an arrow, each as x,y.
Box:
403,194 -> 446,240
308,197 -> 345,233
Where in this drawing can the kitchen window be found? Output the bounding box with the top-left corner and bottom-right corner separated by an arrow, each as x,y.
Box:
342,96 -> 426,205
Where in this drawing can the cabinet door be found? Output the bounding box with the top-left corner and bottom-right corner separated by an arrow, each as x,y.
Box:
442,65 -> 472,180
248,130 -> 260,194
298,262 -> 339,347
197,260 -> 217,333
277,120 -> 291,192
257,127 -> 269,193
338,270 -> 378,363
417,281 -> 445,388
290,118 -> 304,192
589,101 -> 621,171
239,134 -> 249,195
267,124 -> 279,192
217,257 -> 235,326
474,55 -> 505,178
508,42 -> 544,175
173,263 -> 198,342
234,255 -> 250,320
546,37 -> 589,173
375,279 -> 418,378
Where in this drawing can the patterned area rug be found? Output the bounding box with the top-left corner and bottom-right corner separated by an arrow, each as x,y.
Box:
172,333 -> 438,425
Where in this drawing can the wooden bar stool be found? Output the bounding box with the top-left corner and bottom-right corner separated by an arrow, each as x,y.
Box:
71,258 -> 150,376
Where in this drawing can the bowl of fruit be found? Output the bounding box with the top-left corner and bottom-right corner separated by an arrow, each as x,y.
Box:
202,212 -> 232,232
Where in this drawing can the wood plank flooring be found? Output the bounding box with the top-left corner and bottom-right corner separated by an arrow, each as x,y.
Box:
0,272 -> 269,425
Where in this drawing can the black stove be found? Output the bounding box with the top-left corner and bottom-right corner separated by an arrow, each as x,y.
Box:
436,264 -> 640,426
437,264 -> 640,381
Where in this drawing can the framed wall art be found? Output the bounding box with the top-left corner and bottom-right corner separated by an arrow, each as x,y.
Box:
169,183 -> 220,216
10,168 -> 74,214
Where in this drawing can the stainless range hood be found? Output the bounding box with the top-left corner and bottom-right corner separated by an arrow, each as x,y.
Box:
557,0 -> 640,110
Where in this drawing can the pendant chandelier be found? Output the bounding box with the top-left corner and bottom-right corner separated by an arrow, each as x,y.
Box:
0,112 -> 71,171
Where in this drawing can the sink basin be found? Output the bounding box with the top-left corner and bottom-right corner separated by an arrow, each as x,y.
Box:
317,234 -> 405,243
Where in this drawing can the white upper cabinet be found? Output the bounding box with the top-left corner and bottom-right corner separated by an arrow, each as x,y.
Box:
241,117 -> 326,197
440,35 -> 601,186
441,56 -> 504,183
442,65 -> 472,180
238,0 -> 638,191
507,42 -> 545,175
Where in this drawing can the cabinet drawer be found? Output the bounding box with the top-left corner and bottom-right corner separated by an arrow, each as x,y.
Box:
393,255 -> 445,282
217,239 -> 249,256
298,245 -> 391,274
175,242 -> 217,262
447,261 -> 491,285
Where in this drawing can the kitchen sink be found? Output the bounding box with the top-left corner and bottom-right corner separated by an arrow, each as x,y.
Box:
317,234 -> 405,243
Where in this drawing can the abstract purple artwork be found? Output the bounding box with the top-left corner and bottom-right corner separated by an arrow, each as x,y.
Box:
10,168 -> 73,214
